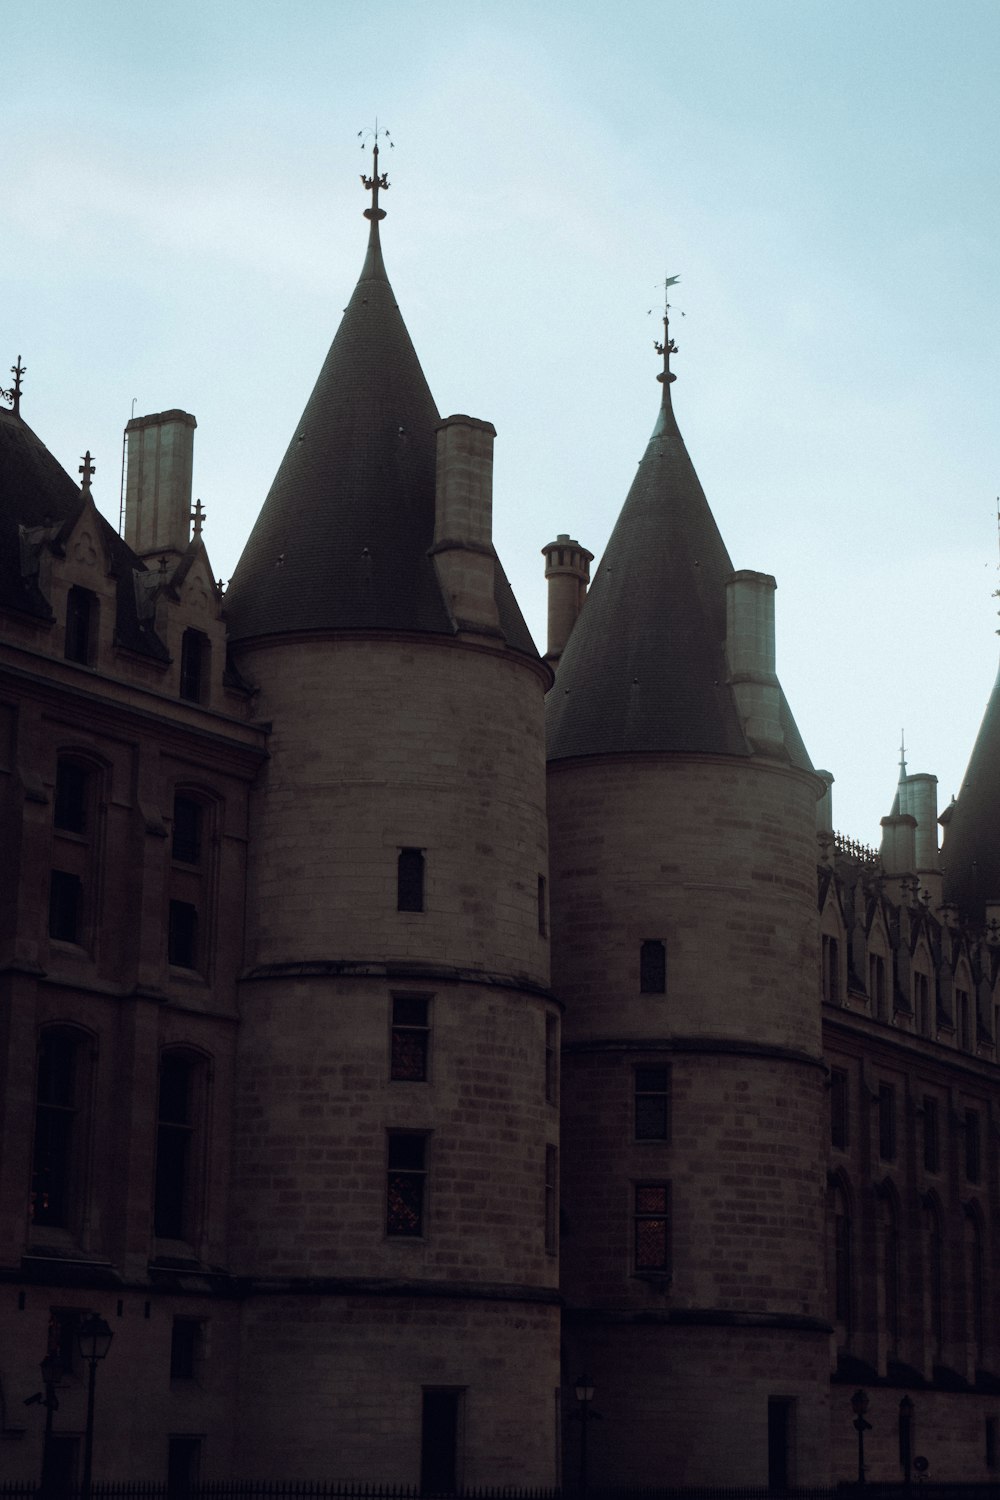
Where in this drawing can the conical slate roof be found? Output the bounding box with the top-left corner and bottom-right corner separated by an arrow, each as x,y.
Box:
546,365 -> 811,768
225,198 -> 536,656
942,661 -> 1000,923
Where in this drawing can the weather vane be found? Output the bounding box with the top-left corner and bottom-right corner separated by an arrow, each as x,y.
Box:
358,120 -> 393,222
1,356 -> 26,416
653,275 -> 681,385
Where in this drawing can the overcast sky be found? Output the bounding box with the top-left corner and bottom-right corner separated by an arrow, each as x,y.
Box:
6,0 -> 999,846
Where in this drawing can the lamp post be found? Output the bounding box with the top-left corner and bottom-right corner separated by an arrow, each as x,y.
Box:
38,1353 -> 61,1500
574,1373 -> 595,1500
850,1388 -> 872,1485
77,1314 -> 114,1500
899,1396 -> 914,1488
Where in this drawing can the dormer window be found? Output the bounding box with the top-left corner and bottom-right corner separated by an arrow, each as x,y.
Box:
64,587 -> 96,665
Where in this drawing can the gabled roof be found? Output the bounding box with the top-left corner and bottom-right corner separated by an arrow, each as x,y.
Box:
942,661 -> 1000,923
224,203 -> 537,657
546,367 -> 811,768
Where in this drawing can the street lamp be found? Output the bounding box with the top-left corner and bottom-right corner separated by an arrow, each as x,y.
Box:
574,1373 -> 596,1500
899,1396 -> 914,1488
77,1313 -> 114,1500
850,1388 -> 872,1485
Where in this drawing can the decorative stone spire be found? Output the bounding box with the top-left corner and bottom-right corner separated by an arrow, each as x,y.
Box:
78,450 -> 96,496
654,275 -> 680,388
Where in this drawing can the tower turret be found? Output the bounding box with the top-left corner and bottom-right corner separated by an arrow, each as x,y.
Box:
548,284 -> 828,1486
225,148 -> 558,1486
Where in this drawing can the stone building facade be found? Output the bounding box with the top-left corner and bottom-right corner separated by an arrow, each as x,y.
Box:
2,163 -> 1000,1488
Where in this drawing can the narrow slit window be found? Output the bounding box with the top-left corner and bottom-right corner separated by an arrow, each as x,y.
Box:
179,629 -> 207,703
639,940 -> 666,994
397,848 -> 425,913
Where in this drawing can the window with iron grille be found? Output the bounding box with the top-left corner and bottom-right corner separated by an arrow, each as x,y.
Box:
634,1183 -> 670,1273
390,996 -> 430,1082
387,1132 -> 427,1237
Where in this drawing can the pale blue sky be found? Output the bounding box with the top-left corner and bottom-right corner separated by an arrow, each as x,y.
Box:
6,0 -> 999,844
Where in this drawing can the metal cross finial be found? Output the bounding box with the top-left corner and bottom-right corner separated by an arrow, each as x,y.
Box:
654,275 -> 680,385
2,355 -> 26,416
359,121 -> 392,222
191,498 -> 205,539
79,451 -> 96,494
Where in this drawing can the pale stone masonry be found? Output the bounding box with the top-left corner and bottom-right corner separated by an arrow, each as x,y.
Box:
2,168 -> 1000,1491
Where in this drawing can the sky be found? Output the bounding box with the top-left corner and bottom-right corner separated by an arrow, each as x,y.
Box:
5,0 -> 999,846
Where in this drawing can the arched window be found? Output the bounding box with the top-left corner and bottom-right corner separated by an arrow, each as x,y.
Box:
31,1027 -> 92,1232
154,1049 -> 208,1244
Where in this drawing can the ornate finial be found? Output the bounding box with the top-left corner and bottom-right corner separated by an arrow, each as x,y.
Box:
359,121 -> 393,222
899,730 -> 907,779
654,275 -> 680,386
1,356 -> 26,416
191,498 -> 205,539
78,451 -> 96,495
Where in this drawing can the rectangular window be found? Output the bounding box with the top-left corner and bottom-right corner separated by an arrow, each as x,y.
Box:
64,587 -> 95,665
179,629 -> 206,703
915,973 -> 931,1036
397,848 -> 425,912
822,935 -> 840,1003
878,1083 -> 896,1162
168,900 -> 199,969
54,760 -> 89,834
830,1068 -> 849,1150
634,1183 -> 670,1273
923,1097 -> 940,1173
767,1397 -> 795,1492
869,954 -> 887,1020
544,1015 -> 558,1105
32,1032 -> 80,1228
639,939 -> 666,994
386,1132 -> 427,1237
421,1390 -> 462,1495
48,870 -> 82,943
172,796 -> 203,865
544,1144 -> 557,1254
966,1110 -> 982,1183
169,1318 -> 203,1380
167,1436 -> 202,1500
634,1065 -> 670,1141
155,1055 -> 195,1240
390,996 -> 430,1082
834,1209 -> 852,1326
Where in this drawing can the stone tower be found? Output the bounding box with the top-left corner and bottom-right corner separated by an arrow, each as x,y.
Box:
222,150 -> 559,1486
547,305 -> 829,1486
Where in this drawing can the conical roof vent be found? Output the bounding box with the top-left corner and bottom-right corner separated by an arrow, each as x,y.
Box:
547,296 -> 810,767
942,660 -> 1000,923
226,147 -> 451,643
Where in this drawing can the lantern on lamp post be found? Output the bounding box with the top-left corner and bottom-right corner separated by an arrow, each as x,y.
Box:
850,1388 -> 872,1485
77,1314 -> 114,1500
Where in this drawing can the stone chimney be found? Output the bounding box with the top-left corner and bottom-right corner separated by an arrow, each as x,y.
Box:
880,813 -> 917,878
725,570 -> 783,754
431,415 -> 500,636
124,409 -> 197,559
541,534 -> 592,664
